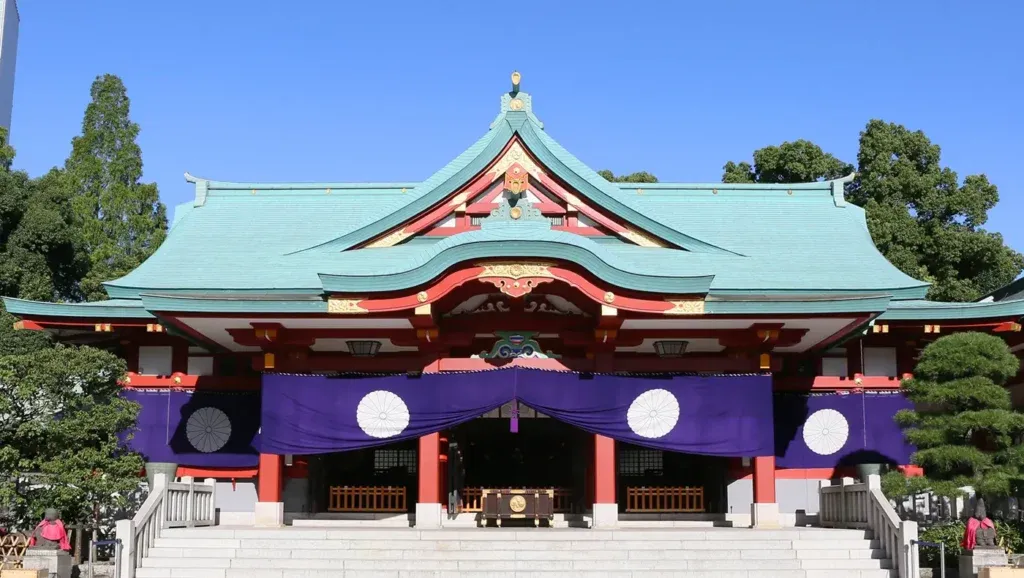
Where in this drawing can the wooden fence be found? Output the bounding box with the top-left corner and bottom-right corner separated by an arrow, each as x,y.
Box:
0,532 -> 29,570
625,486 -> 704,513
328,486 -> 408,512
460,488 -> 573,513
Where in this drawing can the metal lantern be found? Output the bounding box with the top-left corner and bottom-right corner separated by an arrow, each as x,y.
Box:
653,340 -> 688,358
346,340 -> 382,357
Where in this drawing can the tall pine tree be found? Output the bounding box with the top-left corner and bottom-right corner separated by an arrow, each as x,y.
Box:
883,332 -> 1024,499
66,75 -> 167,301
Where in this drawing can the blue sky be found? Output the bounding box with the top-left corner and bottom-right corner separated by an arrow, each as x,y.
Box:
11,1 -> 1024,253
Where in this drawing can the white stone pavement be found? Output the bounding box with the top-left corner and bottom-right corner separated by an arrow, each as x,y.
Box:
133,526 -> 895,578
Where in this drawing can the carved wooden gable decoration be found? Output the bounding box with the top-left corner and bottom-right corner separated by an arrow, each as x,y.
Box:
363,139 -> 667,249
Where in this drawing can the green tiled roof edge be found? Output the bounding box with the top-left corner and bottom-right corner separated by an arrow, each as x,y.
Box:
296,121 -> 516,253
516,122 -> 736,254
2,297 -> 156,319
139,294 -> 329,314
705,294 -> 891,315
318,239 -> 716,294
878,298 -> 1024,321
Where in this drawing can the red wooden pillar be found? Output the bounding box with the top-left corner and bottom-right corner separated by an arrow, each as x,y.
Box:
752,456 -> 776,504
438,434 -> 449,511
751,455 -> 780,528
418,432 -> 441,504
258,453 -> 283,502
594,435 -> 616,504
415,357 -> 445,527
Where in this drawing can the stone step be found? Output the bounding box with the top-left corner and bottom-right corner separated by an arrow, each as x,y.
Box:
157,527 -> 874,541
140,556 -> 891,571
144,546 -> 887,561
135,568 -> 896,578
152,536 -> 881,551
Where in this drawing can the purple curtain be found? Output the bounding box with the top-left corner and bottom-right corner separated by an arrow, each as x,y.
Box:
774,391 -> 913,468
121,389 -> 261,467
515,371 -> 773,456
260,368 -> 775,457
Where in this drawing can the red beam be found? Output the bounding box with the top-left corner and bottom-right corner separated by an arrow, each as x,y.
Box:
121,373 -> 260,391
773,374 -> 907,391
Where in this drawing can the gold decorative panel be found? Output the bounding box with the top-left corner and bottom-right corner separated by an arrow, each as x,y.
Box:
664,300 -> 706,315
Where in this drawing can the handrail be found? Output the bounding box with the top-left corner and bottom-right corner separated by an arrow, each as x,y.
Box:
115,474 -> 217,578
819,475 -> 919,578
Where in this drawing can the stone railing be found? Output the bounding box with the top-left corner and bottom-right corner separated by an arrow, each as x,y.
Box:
820,475 -> 919,578
115,473 -> 217,578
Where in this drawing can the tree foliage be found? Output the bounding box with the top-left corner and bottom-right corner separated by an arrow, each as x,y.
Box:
598,170 -> 659,183
882,333 -> 1023,499
0,345 -> 142,528
721,121 -> 1022,301
721,140 -> 852,184
0,130 -> 85,303
0,76 -> 163,530
65,74 -> 167,301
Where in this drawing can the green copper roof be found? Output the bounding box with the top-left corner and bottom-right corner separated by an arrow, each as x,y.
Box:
2,298 -> 155,319
877,298 -> 1024,321
94,84 -> 927,306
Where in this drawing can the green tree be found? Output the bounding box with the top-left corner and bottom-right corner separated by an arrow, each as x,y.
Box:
849,120 -> 1023,302
65,74 -> 167,301
0,345 -> 142,529
721,140 -> 852,184
598,170 -> 659,183
0,130 -> 85,303
722,121 -> 1023,301
882,332 -> 1023,500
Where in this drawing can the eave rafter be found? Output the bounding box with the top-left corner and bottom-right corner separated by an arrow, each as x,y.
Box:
362,138 -> 669,249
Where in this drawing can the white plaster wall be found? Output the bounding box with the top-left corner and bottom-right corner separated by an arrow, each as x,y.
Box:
215,480 -> 257,525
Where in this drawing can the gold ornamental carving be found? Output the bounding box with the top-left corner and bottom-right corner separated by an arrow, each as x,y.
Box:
603,291 -> 616,304
509,206 -> 523,220
477,262 -> 554,280
509,98 -> 524,111
509,495 -> 527,513
328,298 -> 368,314
417,291 -> 429,303
620,228 -> 665,248
366,228 -> 413,249
490,142 -> 543,180
664,300 -> 705,315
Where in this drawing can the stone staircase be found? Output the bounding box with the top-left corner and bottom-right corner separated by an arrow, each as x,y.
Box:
134,526 -> 894,578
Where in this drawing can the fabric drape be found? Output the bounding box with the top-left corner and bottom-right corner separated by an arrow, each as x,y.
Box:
259,368 -> 775,457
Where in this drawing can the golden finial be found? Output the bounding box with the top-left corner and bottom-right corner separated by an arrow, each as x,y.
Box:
511,71 -> 521,93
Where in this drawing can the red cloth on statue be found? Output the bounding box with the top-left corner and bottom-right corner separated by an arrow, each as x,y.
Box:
28,519 -> 71,551
961,516 -> 995,550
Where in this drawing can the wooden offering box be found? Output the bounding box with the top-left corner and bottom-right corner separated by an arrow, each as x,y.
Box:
481,488 -> 554,526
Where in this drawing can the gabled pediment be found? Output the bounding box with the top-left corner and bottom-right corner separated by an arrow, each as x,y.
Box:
365,139 -> 669,248
298,79 -> 735,256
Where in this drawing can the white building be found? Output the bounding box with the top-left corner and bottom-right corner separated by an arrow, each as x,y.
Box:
0,0 -> 18,135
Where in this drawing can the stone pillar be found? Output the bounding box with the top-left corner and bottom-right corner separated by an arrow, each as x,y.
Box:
751,455 -> 780,528
256,452 -> 284,526
593,434 -> 618,528
416,432 -> 442,528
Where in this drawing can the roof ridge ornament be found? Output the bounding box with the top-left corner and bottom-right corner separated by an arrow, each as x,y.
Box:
492,71 -> 543,129
829,172 -> 857,208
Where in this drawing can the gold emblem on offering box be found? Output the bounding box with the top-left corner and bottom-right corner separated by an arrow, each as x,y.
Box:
509,495 -> 527,513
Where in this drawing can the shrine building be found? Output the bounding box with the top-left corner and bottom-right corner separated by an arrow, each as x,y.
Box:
6,73 -> 1024,529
